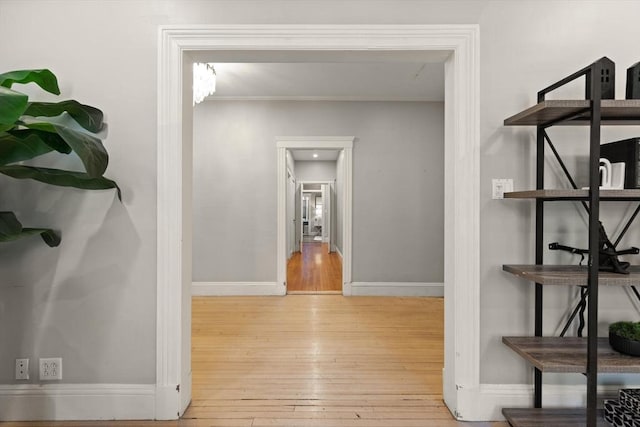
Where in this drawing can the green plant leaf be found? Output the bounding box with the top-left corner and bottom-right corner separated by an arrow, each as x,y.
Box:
0,86 -> 28,130
0,69 -> 60,95
21,118 -> 108,177
0,131 -> 60,165
4,129 -> 72,158
0,165 -> 121,200
0,211 -> 60,247
0,211 -> 21,236
25,100 -> 104,133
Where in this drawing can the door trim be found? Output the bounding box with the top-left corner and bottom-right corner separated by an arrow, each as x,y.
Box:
157,24 -> 480,420
276,137 -> 354,295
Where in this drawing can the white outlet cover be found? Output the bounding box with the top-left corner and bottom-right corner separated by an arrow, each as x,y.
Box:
492,178 -> 514,199
39,357 -> 62,380
15,358 -> 29,380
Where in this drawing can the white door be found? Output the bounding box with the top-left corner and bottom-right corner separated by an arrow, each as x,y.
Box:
322,183 -> 331,252
287,171 -> 296,259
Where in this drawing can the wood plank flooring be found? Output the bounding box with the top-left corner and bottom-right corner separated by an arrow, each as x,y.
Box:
0,296 -> 507,427
287,243 -> 342,293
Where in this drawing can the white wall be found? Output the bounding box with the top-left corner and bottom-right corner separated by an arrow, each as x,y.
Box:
1,0 -> 640,410
192,101 -> 444,283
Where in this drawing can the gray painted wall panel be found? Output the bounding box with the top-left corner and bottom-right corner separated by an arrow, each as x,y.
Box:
295,161 -> 336,182
1,0 -> 639,389
192,101 -> 444,283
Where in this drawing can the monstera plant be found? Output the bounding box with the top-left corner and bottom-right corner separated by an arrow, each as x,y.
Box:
0,69 -> 120,247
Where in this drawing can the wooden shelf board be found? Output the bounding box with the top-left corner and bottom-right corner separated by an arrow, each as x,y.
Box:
503,264 -> 640,286
504,99 -> 640,126
505,189 -> 640,201
502,336 -> 640,373
502,408 -> 606,426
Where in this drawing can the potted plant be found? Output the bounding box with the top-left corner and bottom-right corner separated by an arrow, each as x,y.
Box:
609,321 -> 640,356
0,69 -> 119,246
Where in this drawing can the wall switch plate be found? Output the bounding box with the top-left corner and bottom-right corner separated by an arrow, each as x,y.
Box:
492,178 -> 513,199
15,358 -> 29,380
39,358 -> 62,381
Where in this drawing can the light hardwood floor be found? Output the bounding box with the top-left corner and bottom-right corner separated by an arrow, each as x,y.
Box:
287,243 -> 342,293
0,296 -> 507,427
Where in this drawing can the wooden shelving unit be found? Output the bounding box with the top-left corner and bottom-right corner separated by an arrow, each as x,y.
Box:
502,337 -> 640,373
504,189 -> 640,201
503,408 -> 607,427
501,58 -> 640,427
503,265 -> 640,287
504,99 -> 640,126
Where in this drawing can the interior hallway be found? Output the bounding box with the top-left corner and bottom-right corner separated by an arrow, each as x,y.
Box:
0,296 -> 506,427
287,243 -> 342,293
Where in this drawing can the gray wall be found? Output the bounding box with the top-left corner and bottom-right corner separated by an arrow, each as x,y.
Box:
1,0 -> 640,390
295,161 -> 336,182
478,1 -> 640,385
192,101 -> 444,283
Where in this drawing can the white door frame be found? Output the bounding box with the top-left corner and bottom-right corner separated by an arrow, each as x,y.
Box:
286,168 -> 296,259
157,25 -> 479,420
277,138 -> 353,295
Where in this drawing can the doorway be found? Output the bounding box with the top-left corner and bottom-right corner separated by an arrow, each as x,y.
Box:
157,25 -> 480,420
288,172 -> 342,293
276,137 -> 353,296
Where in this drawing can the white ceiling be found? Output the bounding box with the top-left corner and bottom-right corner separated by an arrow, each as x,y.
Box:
197,53 -> 446,162
290,149 -> 340,161
204,62 -> 444,101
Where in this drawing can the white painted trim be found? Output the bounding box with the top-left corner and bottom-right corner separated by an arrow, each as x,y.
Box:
157,25 -> 183,421
276,136 -> 354,148
335,246 -> 343,260
440,25 -> 480,419
276,145 -> 288,294
350,282 -> 444,297
277,137 -> 354,296
192,282 -> 281,296
158,24 -> 480,421
0,384 -> 155,421
207,96 -> 442,102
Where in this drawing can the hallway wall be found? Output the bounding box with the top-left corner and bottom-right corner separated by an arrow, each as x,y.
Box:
295,161 -> 336,182
192,101 -> 444,283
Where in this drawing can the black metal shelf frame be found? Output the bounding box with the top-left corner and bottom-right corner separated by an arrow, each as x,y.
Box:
533,58 -> 605,427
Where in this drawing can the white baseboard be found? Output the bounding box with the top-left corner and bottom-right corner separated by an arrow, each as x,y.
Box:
0,384 -> 155,421
336,246 -> 343,260
191,281 -> 284,296
349,282 -> 444,297
452,383 -> 625,421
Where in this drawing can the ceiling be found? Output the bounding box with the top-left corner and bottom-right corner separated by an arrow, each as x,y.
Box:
204,61 -> 444,101
197,53 -> 446,162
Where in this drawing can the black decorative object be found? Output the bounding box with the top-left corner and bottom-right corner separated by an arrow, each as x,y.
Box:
627,62 -> 640,100
610,332 -> 640,357
620,389 -> 640,413
548,221 -> 639,274
586,56 -> 615,99
601,137 -> 640,189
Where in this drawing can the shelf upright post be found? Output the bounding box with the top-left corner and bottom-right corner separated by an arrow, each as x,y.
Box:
586,60 -> 602,427
534,91 -> 546,408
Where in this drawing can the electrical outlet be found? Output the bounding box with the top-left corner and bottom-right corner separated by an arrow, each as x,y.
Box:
492,178 -> 514,199
39,358 -> 62,381
15,358 -> 29,380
